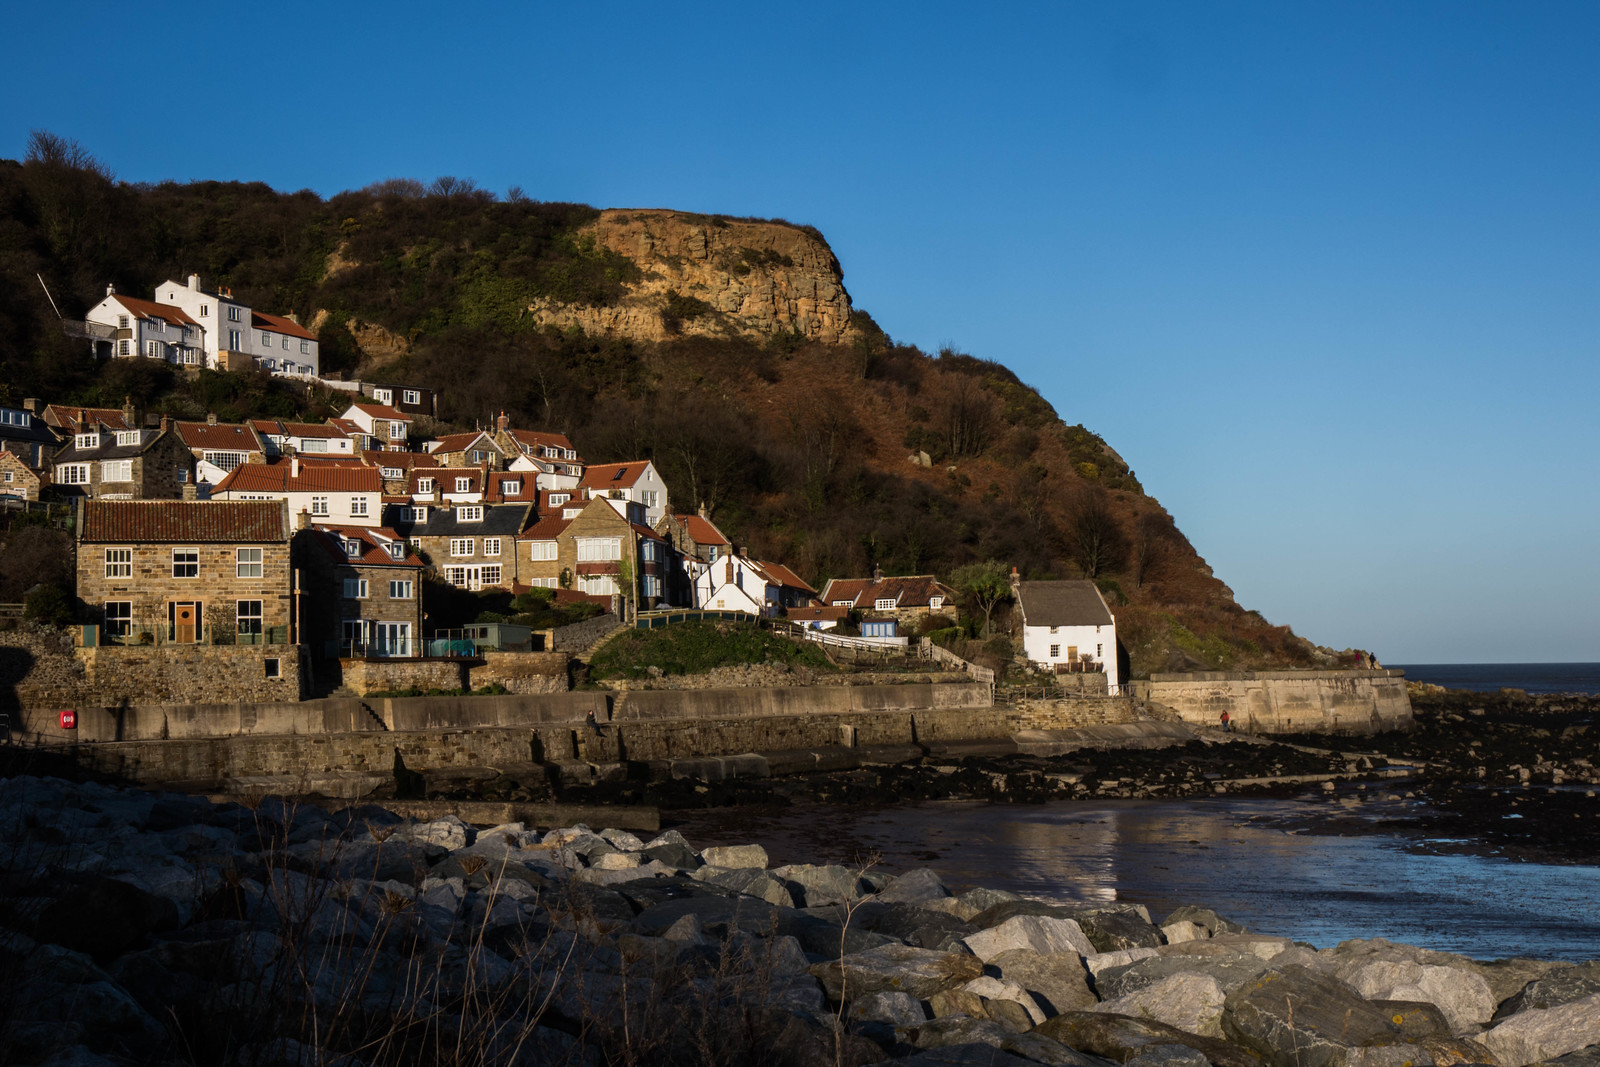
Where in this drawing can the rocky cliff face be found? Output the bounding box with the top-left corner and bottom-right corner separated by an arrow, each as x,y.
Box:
527,210 -> 859,345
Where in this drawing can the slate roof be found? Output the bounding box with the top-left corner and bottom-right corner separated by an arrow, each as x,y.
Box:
394,503 -> 531,539
1015,580 -> 1115,627
80,500 -> 289,543
51,430 -> 165,462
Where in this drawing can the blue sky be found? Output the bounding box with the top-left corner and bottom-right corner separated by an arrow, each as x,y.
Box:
5,1 -> 1597,662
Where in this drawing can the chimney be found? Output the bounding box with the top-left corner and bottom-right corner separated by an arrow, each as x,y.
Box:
872,562 -> 883,582
286,311 -> 299,325
698,501 -> 710,520
495,411 -> 510,434
181,483 -> 198,501
296,508 -> 310,531
106,283 -> 116,296
1010,566 -> 1021,592
206,412 -> 218,426
22,399 -> 38,414
188,274 -> 200,290
159,415 -> 172,433
291,456 -> 300,479
122,396 -> 135,426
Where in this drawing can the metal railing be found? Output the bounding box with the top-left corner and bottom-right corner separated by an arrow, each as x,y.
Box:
91,621 -> 290,647
635,608 -> 758,629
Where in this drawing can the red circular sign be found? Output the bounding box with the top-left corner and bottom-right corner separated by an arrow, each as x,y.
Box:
59,709 -> 76,730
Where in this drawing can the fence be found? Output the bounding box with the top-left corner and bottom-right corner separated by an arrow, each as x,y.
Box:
0,604 -> 22,620
88,621 -> 291,647
919,637 -> 997,690
635,609 -> 758,629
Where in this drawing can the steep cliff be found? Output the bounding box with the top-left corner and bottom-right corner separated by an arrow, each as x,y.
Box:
525,210 -> 859,345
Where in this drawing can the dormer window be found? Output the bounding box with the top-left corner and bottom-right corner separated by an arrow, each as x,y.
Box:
563,507 -> 583,519
386,542 -> 406,560
549,493 -> 569,506
381,467 -> 401,478
116,431 -> 140,446
454,477 -> 472,493
75,433 -> 98,449
345,539 -> 364,559
874,598 -> 896,610
458,505 -> 484,522
929,596 -> 943,610
502,480 -> 521,495
417,477 -> 435,494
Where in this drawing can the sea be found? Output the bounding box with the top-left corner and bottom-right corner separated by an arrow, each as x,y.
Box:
1390,662 -> 1600,695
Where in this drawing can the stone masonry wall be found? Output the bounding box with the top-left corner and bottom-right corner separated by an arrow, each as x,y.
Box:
468,652 -> 569,695
1143,669 -> 1412,735
76,645 -> 304,705
339,658 -> 466,696
1011,697 -> 1144,730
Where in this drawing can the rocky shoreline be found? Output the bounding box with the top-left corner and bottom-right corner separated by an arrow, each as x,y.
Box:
5,773 -> 1600,1067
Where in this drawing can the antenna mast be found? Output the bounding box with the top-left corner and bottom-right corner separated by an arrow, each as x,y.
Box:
35,273 -> 62,319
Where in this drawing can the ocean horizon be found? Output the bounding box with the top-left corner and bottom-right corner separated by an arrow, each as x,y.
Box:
1391,662 -> 1600,696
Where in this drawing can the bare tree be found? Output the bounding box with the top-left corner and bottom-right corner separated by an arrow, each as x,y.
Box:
1065,488 -> 1129,579
1131,510 -> 1178,588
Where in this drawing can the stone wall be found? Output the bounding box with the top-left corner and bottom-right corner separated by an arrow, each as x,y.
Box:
12,697 -> 371,744
74,645 -> 304,705
1,629 -> 85,710
468,652 -> 569,694
1011,696 -> 1144,730
549,612 -> 621,652
609,682 -> 990,723
1141,669 -> 1412,735
340,657 -> 466,695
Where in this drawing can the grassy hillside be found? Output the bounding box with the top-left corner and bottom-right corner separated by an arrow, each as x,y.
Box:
0,136 -> 1332,676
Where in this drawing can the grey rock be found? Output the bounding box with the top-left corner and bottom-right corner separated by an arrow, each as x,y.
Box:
571,858 -> 676,885
599,828 -> 647,851
1481,993 -> 1600,1066
662,913 -> 708,944
810,943 -> 985,1000
700,843 -> 769,869
1162,906 -> 1249,936
1160,921 -> 1208,945
1339,958 -> 1496,1031
644,841 -> 701,869
1125,1043 -> 1212,1067
1481,958 -> 1573,1008
34,875 -> 180,961
1085,947 -> 1161,980
877,868 -> 953,904
1221,965 -> 1451,1067
865,902 -> 977,951
772,863 -> 868,907
643,829 -> 692,848
988,948 -> 1098,1015
1096,952 -> 1276,1001
890,1047 -> 1038,1067
694,865 -> 796,906
958,886 -> 1023,912
964,915 -> 1095,962
631,894 -> 780,937
965,975 -> 1048,1025
1093,972 -> 1226,1038
1037,1010 -> 1262,1067
850,989 -> 929,1027
985,996 -> 1039,1034
768,1012 -> 883,1067
1495,961 -> 1600,1019
1077,909 -> 1165,952
397,815 -> 473,849
912,1014 -> 1018,1050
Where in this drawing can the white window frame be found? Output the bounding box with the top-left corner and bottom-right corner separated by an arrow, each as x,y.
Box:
576,537 -> 621,562
449,538 -> 474,557
350,496 -> 369,517
929,596 -> 943,610
549,493 -> 569,506
457,505 -> 483,522
874,598 -> 896,610
104,548 -> 131,579
389,421 -> 405,439
75,433 -> 98,449
228,306 -> 241,322
501,480 -> 521,496
529,541 -> 557,561
343,577 -> 368,599
454,477 -> 473,493
310,495 -> 329,516
100,459 -> 133,482
236,547 -> 263,578
403,389 -> 420,405
389,579 -> 413,599
172,548 -> 199,578
483,537 -> 501,556
417,477 -> 435,494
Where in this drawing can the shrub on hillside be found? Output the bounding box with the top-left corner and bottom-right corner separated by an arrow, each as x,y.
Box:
588,621 -> 833,680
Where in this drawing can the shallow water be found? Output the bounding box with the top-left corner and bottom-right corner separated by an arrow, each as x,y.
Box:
672,796 -> 1600,962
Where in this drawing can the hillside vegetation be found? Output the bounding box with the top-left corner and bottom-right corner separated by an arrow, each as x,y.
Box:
0,134 -> 1338,676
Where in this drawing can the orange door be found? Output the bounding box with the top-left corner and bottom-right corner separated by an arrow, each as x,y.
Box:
174,603 -> 197,643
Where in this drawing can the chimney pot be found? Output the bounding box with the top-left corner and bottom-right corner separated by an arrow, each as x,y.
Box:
495,411 -> 510,433
106,283 -> 115,296
159,415 -> 172,433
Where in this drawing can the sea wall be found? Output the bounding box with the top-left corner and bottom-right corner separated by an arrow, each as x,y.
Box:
1140,669 -> 1411,734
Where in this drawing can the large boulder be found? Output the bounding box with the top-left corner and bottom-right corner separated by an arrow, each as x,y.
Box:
34,876 -> 180,961
864,902 -> 977,950
964,915 -> 1095,962
965,975 -> 1049,1025
1323,938 -> 1498,1030
1096,953 -> 1277,1001
772,864 -> 870,907
988,949 -> 1098,1015
810,943 -> 984,1001
700,844 -> 769,869
1222,965 -> 1451,1067
1163,906 -> 1248,936
910,1015 -> 1110,1066
1076,909 -> 1165,952
877,868 -> 954,905
1494,962 -> 1600,1019
1481,993 -> 1600,1067
1038,1010 -> 1261,1067
1093,973 -> 1227,1038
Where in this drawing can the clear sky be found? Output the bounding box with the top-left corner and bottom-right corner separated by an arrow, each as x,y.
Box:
5,1 -> 1597,662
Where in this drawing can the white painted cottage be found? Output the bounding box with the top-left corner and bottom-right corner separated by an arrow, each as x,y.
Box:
1013,576 -> 1120,689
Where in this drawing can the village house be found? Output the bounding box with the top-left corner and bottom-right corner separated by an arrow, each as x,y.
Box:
518,497 -> 670,611
0,450 -> 43,502
579,460 -> 669,527
365,383 -> 437,419
152,274 -> 320,377
51,421 -> 195,501
689,554 -> 816,616
489,415 -> 583,487
1012,576 -> 1121,689
210,458 -> 383,527
82,288 -> 203,366
339,403 -> 412,450
250,420 -> 356,458
42,402 -> 136,434
424,431 -> 510,469
358,449 -> 440,495
75,499 -> 295,647
514,514 -> 569,590
819,569 -> 959,625
295,524 -> 424,658
657,510 -> 732,563
394,503 -> 532,592
175,417 -> 269,489
0,402 -> 60,472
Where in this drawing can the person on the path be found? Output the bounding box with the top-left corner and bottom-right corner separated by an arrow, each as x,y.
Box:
586,709 -> 602,734
1220,710 -> 1231,733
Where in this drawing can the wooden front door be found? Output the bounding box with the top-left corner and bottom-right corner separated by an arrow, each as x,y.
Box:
173,602 -> 198,643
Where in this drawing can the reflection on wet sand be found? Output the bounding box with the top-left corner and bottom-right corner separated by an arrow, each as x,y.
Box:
672,797 -> 1600,962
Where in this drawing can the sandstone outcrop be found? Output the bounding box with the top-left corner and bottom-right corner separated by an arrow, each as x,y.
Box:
526,209 -> 859,344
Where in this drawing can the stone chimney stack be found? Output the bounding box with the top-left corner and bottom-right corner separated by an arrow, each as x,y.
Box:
495,411 -> 510,434
22,399 -> 38,414
873,562 -> 883,582
159,415 -> 172,433
206,412 -> 218,426
291,456 -> 300,479
286,311 -> 299,325
188,274 -> 200,290
122,396 -> 135,427
181,483 -> 198,501
296,508 -> 310,531
1009,566 -> 1021,593
698,501 -> 710,520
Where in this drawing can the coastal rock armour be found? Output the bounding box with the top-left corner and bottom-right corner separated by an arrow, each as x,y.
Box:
525,209 -> 859,344
8,774 -> 1600,1067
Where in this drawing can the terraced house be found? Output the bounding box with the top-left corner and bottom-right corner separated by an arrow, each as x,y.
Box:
50,420 -> 194,501
296,524 -> 424,658
396,502 -> 531,591
75,499 -> 295,647
210,458 -> 383,527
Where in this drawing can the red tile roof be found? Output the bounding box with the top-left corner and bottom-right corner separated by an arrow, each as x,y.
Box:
823,575 -> 956,609
348,402 -> 411,422
486,472 -> 536,501
327,418 -> 363,435
516,516 -> 571,541
45,405 -> 133,432
580,461 -> 649,490
251,310 -> 316,340
756,560 -> 816,595
820,578 -> 873,605
504,428 -> 578,454
788,605 -> 850,623
362,450 -> 438,470
80,500 -> 288,543
177,421 -> 264,452
212,462 -> 382,495
111,295 -> 198,328
677,514 -> 731,546
428,431 -> 500,454
412,467 -> 482,492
